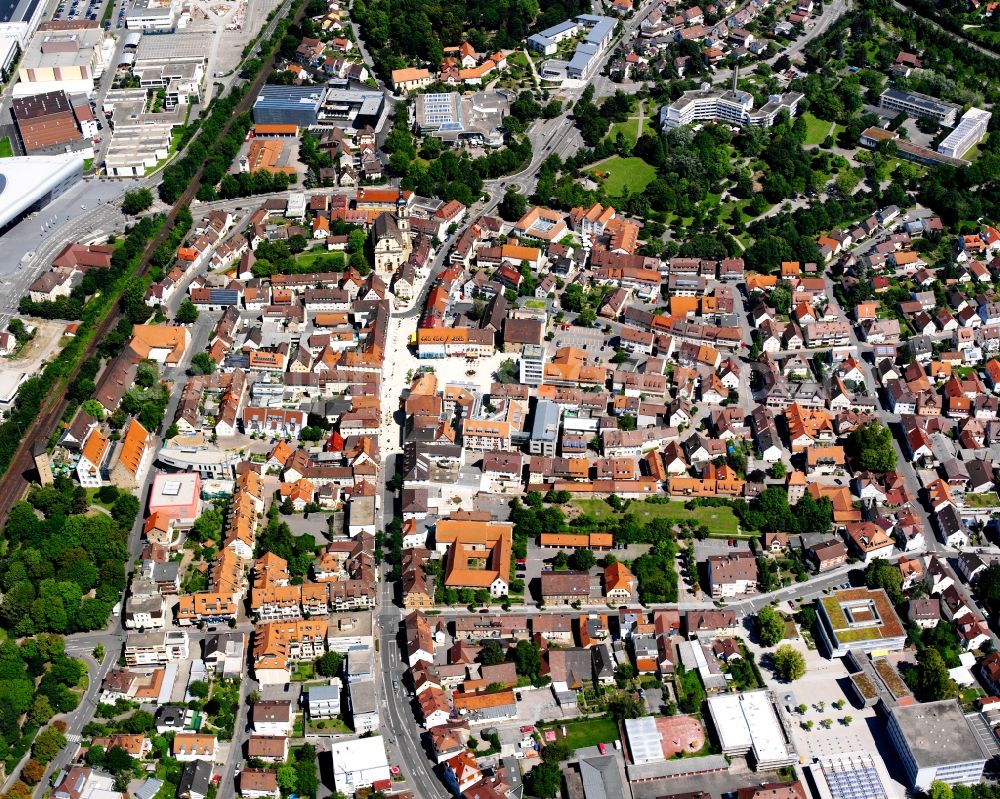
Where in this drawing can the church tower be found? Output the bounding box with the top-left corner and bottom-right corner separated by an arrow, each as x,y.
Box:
396,194 -> 410,235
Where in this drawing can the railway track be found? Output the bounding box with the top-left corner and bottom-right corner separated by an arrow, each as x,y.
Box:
0,0 -> 305,530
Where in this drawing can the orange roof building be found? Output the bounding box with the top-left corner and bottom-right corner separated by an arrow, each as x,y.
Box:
604,562 -> 636,602
246,138 -> 297,175
452,689 -> 517,715
513,206 -> 568,242
111,417 -> 150,486
544,347 -> 609,387
172,733 -> 217,761
130,324 -> 190,365
253,618 -> 329,684
391,67 -> 433,90
538,533 -> 614,549
77,427 -> 110,487
435,518 -> 513,598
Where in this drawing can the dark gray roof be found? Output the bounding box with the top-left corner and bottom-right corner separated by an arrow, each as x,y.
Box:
373,212 -> 404,245
578,754 -> 626,799
177,759 -> 212,798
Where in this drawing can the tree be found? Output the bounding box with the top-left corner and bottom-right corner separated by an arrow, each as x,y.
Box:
82,399 -> 106,421
914,648 -> 957,701
20,760 -> 44,785
190,352 -> 216,375
513,640 -> 542,681
104,745 -> 134,775
277,765 -> 298,793
525,762 -> 562,799
756,606 -> 785,647
864,558 -> 903,605
295,758 -> 319,798
848,422 -> 896,473
96,485 -> 119,504
32,724 -> 67,763
773,645 -> 806,681
929,781 -> 953,799
541,738 -> 573,763
120,277 -> 150,324
768,461 -> 787,480
478,640 -> 506,666
111,493 -> 140,527
6,318 -> 27,343
607,692 -> 644,720
498,187 -> 527,221
314,651 -> 343,677
771,284 -> 792,315
569,548 -> 596,571
175,298 -> 199,324
187,680 -> 209,698
976,563 -> 1000,614
834,170 -> 860,196
121,188 -> 153,215
29,694 -> 54,725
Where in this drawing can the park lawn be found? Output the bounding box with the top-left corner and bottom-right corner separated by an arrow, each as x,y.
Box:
722,197 -> 775,224
965,491 -> 1000,508
294,249 -> 346,269
85,488 -> 116,511
802,112 -> 833,147
642,103 -> 658,138
571,498 -> 741,536
606,118 -> 639,147
0,137 -> 12,158
307,717 -> 351,734
594,156 -> 656,197
539,716 -> 620,749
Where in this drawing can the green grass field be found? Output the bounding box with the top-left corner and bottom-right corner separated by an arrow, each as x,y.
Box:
572,498 -> 741,536
802,112 -> 834,147
294,249 -> 346,270
642,102 -> 659,138
593,156 -> 656,197
606,119 -> 639,147
965,492 -> 1000,508
0,137 -> 13,158
539,717 -> 620,749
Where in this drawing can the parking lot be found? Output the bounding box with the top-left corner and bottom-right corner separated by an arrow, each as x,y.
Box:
549,327 -> 606,353
53,0 -> 107,24
694,537 -> 752,560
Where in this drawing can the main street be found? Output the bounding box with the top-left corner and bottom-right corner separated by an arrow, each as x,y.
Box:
376,579 -> 450,799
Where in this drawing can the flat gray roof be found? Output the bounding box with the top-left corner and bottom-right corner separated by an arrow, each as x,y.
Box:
881,87 -> 959,115
135,32 -> 212,61
348,678 -> 377,714
308,684 -> 342,702
889,700 -> 987,768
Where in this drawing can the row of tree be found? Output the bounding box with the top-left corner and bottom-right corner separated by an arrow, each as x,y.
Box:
159,0 -> 302,203
0,635 -> 85,790
0,483 -> 129,636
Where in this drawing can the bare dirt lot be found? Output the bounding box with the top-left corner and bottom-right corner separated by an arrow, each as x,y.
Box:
0,318 -> 65,383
